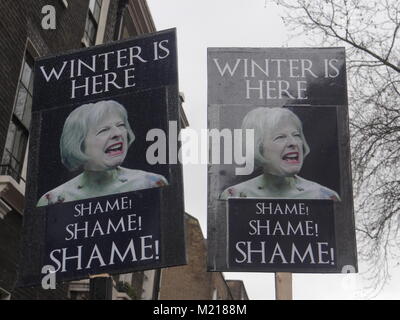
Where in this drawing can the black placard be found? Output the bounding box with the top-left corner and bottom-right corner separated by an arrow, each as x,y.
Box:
228,199 -> 336,272
18,29 -> 186,287
45,189 -> 161,280
207,47 -> 357,274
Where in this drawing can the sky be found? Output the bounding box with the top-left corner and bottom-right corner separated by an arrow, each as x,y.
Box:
146,0 -> 400,300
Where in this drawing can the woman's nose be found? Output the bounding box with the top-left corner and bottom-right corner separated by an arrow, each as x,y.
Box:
110,126 -> 123,138
286,136 -> 297,147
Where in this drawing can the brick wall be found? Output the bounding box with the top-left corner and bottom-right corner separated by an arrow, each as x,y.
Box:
0,0 -> 123,158
227,280 -> 249,300
158,214 -> 234,300
0,1 -> 27,156
212,272 -> 233,300
0,209 -> 69,299
0,0 -> 193,301
0,211 -> 24,296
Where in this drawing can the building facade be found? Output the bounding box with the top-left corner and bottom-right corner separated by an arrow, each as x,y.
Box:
0,0 -> 247,300
159,214 -> 249,300
0,0 -> 157,300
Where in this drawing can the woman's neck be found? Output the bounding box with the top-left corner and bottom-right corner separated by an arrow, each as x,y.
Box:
80,168 -> 119,188
262,170 -> 296,193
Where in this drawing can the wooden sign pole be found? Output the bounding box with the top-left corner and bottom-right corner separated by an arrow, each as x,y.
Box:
275,272 -> 293,300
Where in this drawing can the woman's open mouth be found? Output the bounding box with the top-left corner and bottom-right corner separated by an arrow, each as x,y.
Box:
282,151 -> 300,164
105,142 -> 124,157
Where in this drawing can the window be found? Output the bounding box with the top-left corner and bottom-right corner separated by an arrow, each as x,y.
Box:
60,0 -> 68,8
0,287 -> 11,300
212,288 -> 218,300
0,53 -> 33,182
83,0 -> 103,46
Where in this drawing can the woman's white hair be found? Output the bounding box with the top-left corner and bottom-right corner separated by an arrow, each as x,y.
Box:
60,100 -> 135,171
242,107 -> 310,170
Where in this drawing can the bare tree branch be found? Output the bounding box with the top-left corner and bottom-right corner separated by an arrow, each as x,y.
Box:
273,0 -> 400,295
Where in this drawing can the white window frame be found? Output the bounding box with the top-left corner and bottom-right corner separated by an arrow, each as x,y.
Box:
0,287 -> 11,300
81,0 -> 110,47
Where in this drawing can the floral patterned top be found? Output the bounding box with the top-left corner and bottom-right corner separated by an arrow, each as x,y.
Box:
220,175 -> 340,201
37,167 -> 168,207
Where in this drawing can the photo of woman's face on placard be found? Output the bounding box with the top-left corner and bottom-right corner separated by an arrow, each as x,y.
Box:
36,91 -> 170,207
219,106 -> 341,201
261,114 -> 305,177
83,111 -> 129,171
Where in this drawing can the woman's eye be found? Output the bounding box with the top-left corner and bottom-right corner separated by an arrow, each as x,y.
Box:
117,123 -> 126,128
97,128 -> 109,135
273,135 -> 285,141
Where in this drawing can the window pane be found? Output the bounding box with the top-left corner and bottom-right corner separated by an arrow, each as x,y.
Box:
11,121 -> 28,173
1,119 -> 28,180
21,61 -> 32,88
22,94 -> 32,128
85,16 -> 97,45
14,86 -> 28,121
2,123 -> 16,161
122,26 -> 130,40
83,33 -> 89,47
89,0 -> 96,13
94,3 -> 101,23
13,130 -> 26,161
84,16 -> 90,34
88,18 -> 96,44
28,69 -> 34,94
